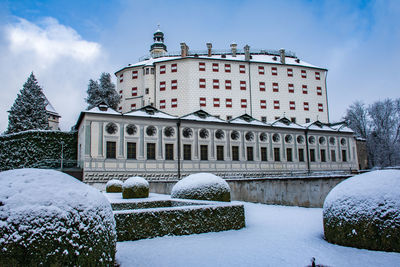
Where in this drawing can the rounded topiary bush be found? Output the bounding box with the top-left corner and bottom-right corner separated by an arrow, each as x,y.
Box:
122,176 -> 149,199
323,170 -> 400,252
106,179 -> 123,193
171,173 -> 231,202
0,168 -> 116,266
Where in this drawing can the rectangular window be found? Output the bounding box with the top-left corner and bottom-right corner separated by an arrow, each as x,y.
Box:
317,86 -> 322,96
232,146 -> 239,161
310,149 -> 316,162
318,103 -> 324,112
286,148 -> 293,162
171,98 -> 178,108
321,149 -> 326,162
200,145 -> 208,160
274,148 -> 280,161
131,87 -> 137,96
331,150 -> 336,162
171,63 -> 177,72
287,68 -> 293,77
224,64 -> 231,72
147,143 -> 156,160
171,80 -> 177,90
225,80 -> 232,90
240,80 -> 246,90
119,73 -> 123,83
239,64 -> 246,73
145,68 -> 149,75
304,102 -> 309,111
291,117 -> 296,123
272,82 -> 279,92
301,69 -> 307,78
261,116 -> 267,123
131,103 -> 136,110
118,106 -> 122,111
160,81 -> 166,91
261,147 -> 268,161
271,67 -> 278,76
159,99 -> 166,109
298,148 -> 305,162
213,98 -> 220,107
199,62 -> 206,71
160,65 -> 166,74
247,147 -> 254,161
226,115 -> 232,120
258,66 -> 265,75
200,97 -> 206,107
213,79 -> 220,89
289,101 -> 296,110
106,141 -> 116,159
259,82 -> 266,91
226,98 -> 232,108
288,83 -> 294,93
132,70 -> 138,79
165,144 -> 174,160
212,63 -> 219,72
342,150 -> 347,162
217,146 -> 224,161
184,144 -> 191,160
315,72 -> 320,80
199,78 -> 206,88
260,100 -> 267,109
305,118 -> 310,123
241,99 -> 247,108
127,142 -> 136,159
302,85 -> 308,94
274,100 -> 280,109
145,88 -> 149,94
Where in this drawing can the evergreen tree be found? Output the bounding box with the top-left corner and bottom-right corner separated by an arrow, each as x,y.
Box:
6,73 -> 49,134
86,73 -> 120,110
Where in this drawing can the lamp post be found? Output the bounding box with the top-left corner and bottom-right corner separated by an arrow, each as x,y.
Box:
60,141 -> 64,171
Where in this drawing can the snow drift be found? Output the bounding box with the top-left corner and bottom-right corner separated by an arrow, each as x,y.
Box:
122,176 -> 149,199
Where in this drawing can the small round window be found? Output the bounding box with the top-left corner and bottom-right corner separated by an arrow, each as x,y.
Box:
259,133 -> 267,142
164,126 -> 174,137
146,126 -> 157,136
308,136 -> 315,144
106,123 -> 117,135
329,137 -> 335,145
245,132 -> 254,141
297,135 -> 304,144
215,129 -> 224,139
199,128 -> 209,139
182,127 -> 193,138
231,131 -> 239,140
285,135 -> 293,143
341,138 -> 346,146
319,136 -> 326,145
126,124 -> 137,135
272,133 -> 280,142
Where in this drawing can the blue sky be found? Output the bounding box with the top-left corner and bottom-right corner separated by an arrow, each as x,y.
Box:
0,0 -> 399,131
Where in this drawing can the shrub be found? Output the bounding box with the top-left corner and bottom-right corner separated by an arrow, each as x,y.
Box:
122,176 -> 149,199
323,170 -> 400,252
106,179 -> 123,193
0,169 -> 116,266
171,173 -> 231,202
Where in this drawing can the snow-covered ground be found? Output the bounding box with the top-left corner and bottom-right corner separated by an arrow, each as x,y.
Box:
116,201 -> 400,267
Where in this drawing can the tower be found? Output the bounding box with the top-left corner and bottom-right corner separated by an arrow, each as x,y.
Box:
150,25 -> 167,58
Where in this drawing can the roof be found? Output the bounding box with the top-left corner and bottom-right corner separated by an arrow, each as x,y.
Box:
43,95 -> 60,117
179,110 -> 225,123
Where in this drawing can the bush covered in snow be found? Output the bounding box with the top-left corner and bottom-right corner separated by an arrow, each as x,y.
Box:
323,170 -> 400,252
122,176 -> 149,199
171,173 -> 231,202
0,169 -> 116,266
106,179 -> 123,193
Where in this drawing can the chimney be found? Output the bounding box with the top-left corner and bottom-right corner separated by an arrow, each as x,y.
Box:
180,43 -> 189,57
230,43 -> 237,57
280,48 -> 286,64
244,45 -> 250,61
206,43 -> 212,57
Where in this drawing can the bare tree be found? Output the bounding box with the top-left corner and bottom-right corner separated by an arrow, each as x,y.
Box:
343,101 -> 369,139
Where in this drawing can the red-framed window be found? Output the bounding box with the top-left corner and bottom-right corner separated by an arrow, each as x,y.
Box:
301,70 -> 307,78
318,103 -> 323,112
118,106 -> 122,111
259,82 -> 266,91
272,82 -> 279,92
239,64 -> 246,73
258,66 -> 265,75
288,83 -> 294,93
160,65 -> 166,74
199,62 -> 206,71
241,99 -> 247,108
119,73 -> 123,83
159,100 -> 166,109
260,100 -> 267,109
316,86 -> 322,95
199,78 -> 206,88
289,101 -> 296,110
212,63 -> 219,72
171,63 -> 177,73
213,79 -> 219,89
131,103 -> 136,110
131,87 -> 137,96
171,98 -> 178,108
200,97 -> 206,107
225,64 -> 231,72
303,102 -> 309,111
119,90 -> 123,99
302,85 -> 308,94
274,100 -> 280,109
160,81 -> 166,91
271,67 -> 278,76
132,70 -> 138,79
315,72 -> 320,80
213,98 -> 220,107
171,80 -> 177,90
240,80 -> 246,90
226,98 -> 232,108
225,80 -> 232,90
287,68 -> 293,77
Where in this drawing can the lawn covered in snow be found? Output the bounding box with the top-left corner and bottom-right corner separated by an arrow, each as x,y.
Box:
116,201 -> 400,267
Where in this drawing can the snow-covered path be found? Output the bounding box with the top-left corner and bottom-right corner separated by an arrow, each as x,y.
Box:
116,202 -> 400,267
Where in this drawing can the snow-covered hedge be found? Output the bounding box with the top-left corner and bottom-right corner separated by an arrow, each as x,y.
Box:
122,176 -> 149,199
0,169 -> 116,266
0,130 -> 77,171
323,170 -> 400,252
106,179 -> 123,193
171,173 -> 231,202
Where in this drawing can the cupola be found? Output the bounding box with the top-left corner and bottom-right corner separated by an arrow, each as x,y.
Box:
150,25 -> 167,58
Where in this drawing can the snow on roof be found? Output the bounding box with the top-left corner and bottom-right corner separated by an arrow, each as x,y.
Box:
85,106 -> 122,115
124,107 -> 177,120
42,95 -> 60,116
229,117 -> 266,126
330,123 -> 354,133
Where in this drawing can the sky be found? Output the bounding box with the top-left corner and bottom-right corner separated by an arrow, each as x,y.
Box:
0,0 -> 399,132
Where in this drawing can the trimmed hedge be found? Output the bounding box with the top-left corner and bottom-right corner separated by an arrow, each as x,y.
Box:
0,130 -> 77,171
122,177 -> 149,199
106,179 -> 123,193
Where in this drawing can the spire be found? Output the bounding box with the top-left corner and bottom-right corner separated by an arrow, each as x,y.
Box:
150,25 -> 167,58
